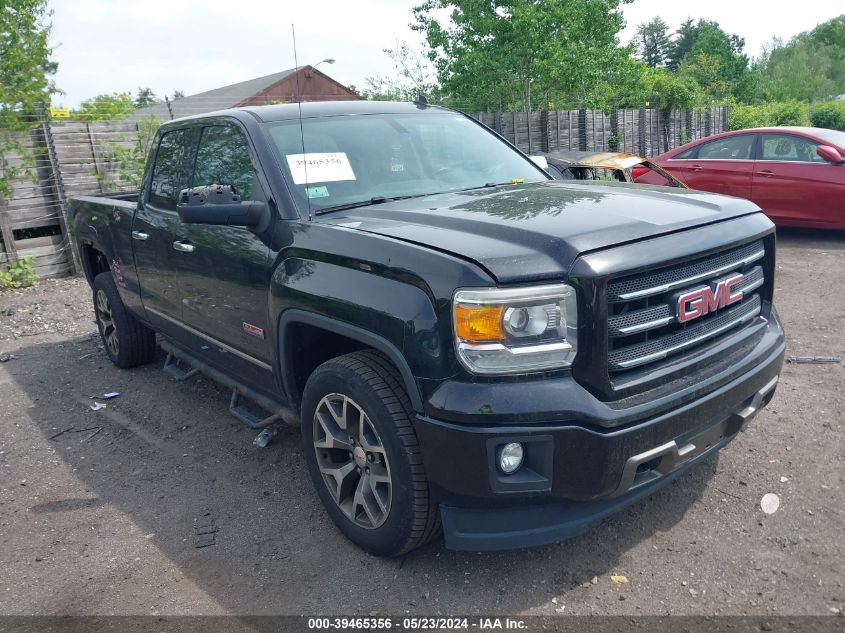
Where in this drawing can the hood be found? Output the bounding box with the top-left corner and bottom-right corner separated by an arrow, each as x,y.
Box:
317,181 -> 761,283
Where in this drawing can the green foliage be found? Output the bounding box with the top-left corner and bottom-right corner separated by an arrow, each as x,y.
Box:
98,116 -> 160,189
0,0 -> 58,199
134,87 -> 158,108
73,92 -> 135,121
634,17 -> 671,68
412,0 -> 634,112
729,101 -> 810,130
671,20 -> 753,103
810,100 -> 845,130
362,41 -> 434,101
0,256 -> 38,290
755,17 -> 845,103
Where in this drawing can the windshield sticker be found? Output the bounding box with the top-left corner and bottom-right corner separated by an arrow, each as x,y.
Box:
305,185 -> 330,199
286,152 -> 356,184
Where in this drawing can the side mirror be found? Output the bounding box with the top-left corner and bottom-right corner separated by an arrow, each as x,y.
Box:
529,155 -> 549,170
176,185 -> 266,227
816,145 -> 844,164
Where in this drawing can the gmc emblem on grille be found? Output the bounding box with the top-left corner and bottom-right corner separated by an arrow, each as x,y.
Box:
675,273 -> 745,323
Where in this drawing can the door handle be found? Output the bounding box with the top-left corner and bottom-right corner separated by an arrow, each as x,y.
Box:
756,170 -> 775,177
131,230 -> 149,241
172,241 -> 195,253
689,164 -> 703,171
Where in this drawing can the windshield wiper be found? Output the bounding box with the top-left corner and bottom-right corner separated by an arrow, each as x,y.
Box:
314,193 -> 434,216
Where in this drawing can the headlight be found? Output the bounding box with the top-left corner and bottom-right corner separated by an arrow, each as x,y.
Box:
453,284 -> 578,375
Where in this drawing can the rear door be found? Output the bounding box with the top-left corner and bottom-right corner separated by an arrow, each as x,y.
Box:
131,127 -> 195,332
752,132 -> 844,226
678,133 -> 757,198
170,121 -> 276,386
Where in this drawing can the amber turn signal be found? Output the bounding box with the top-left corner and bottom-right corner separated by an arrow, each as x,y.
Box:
454,304 -> 506,342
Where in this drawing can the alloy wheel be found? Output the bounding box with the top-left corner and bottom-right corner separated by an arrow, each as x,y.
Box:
95,289 -> 119,357
313,393 -> 392,529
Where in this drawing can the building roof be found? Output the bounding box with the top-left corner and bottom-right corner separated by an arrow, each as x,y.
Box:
130,67 -> 350,121
163,100 -> 447,125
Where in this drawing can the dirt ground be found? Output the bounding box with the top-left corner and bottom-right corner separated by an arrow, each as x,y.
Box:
0,228 -> 842,618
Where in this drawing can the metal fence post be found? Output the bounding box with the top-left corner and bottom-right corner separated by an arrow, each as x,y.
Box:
38,104 -> 79,275
578,109 -> 587,151
540,110 -> 550,152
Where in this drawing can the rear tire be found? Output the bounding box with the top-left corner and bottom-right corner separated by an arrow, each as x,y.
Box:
92,272 -> 156,369
302,350 -> 440,556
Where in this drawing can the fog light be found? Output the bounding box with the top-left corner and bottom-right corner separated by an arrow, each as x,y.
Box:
498,442 -> 524,474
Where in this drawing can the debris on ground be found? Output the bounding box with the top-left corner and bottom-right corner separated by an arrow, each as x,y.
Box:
761,493 -> 781,515
787,356 -> 841,364
194,517 -> 218,549
89,392 -> 120,400
90,402 -> 107,411
780,476 -> 790,483
48,426 -> 75,440
49,425 -> 102,441
610,574 -> 629,585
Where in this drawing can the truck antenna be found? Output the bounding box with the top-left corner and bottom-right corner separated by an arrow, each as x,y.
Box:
292,24 -> 312,220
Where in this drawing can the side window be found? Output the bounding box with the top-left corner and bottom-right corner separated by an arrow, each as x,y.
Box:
696,135 -> 755,160
149,129 -> 192,211
193,125 -> 257,199
760,134 -> 826,163
674,146 -> 699,159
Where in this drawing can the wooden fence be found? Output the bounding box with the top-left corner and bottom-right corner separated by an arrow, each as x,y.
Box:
0,116 -> 146,279
0,105 -> 730,280
471,106 -> 730,156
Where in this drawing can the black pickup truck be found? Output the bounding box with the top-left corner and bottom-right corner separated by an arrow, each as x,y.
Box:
71,101 -> 784,555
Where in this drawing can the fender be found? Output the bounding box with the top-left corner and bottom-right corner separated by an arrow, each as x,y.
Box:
278,309 -> 425,413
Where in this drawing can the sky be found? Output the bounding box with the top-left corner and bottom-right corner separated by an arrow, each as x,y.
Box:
48,0 -> 845,108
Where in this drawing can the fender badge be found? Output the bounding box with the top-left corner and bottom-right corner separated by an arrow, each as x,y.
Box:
242,322 -> 265,339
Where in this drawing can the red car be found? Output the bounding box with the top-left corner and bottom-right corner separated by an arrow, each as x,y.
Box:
637,127 -> 845,229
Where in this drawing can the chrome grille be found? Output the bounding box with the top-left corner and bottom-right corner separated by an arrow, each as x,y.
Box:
607,241 -> 764,303
605,240 -> 767,374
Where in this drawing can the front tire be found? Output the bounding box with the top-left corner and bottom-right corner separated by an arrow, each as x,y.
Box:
92,272 -> 156,369
301,350 -> 440,556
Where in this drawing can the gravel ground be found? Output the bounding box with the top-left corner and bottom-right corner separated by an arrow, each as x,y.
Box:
0,228 -> 842,617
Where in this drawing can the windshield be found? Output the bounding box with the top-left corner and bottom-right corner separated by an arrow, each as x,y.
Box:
264,111 -> 548,214
812,128 -> 845,149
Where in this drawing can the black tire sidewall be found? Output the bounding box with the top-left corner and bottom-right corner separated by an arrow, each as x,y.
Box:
302,361 -> 419,556
92,272 -> 136,369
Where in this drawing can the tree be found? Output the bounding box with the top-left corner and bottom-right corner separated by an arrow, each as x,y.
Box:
362,41 -> 434,101
73,92 -> 135,121
634,17 -> 671,68
667,18 -> 697,71
754,16 -> 845,102
758,39 -> 838,102
0,0 -> 57,199
666,19 -> 752,102
134,87 -> 158,108
172,90 -> 185,100
412,0 -> 634,112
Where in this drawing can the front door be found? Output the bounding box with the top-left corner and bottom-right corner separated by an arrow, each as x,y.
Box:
170,122 -> 276,390
680,133 -> 757,198
752,132 -> 845,227
131,127 -> 195,335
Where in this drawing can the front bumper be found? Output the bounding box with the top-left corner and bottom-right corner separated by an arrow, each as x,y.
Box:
414,316 -> 784,551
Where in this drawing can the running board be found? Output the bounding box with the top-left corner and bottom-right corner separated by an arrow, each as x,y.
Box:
163,352 -> 200,381
160,340 -> 299,447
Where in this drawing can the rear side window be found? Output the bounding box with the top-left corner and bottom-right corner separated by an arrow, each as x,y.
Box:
760,134 -> 826,163
696,135 -> 755,160
193,125 -> 256,199
149,129 -> 193,211
674,146 -> 698,159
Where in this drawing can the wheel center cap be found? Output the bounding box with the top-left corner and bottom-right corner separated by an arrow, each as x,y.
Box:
353,446 -> 367,467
